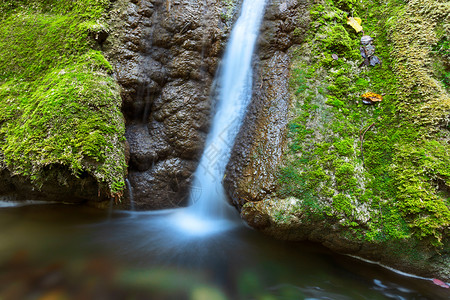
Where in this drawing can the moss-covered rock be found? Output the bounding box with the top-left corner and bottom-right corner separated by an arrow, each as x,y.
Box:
230,0 -> 450,280
0,0 -> 126,201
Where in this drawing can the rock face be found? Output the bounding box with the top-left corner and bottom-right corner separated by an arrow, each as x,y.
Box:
0,168 -> 101,204
225,0 -> 310,208
104,0 -> 231,209
225,0 -> 450,281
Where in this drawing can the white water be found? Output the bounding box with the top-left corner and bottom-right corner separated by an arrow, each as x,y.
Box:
186,0 -> 267,220
122,0 -> 268,238
125,178 -> 135,211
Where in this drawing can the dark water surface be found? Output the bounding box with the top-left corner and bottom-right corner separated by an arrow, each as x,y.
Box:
0,202 -> 449,300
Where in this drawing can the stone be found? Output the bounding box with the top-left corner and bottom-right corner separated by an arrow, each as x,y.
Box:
225,0 -> 309,207
361,35 -> 374,45
103,0 -> 230,209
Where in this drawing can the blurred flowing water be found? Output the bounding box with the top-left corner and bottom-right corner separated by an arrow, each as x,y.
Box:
186,0 -> 267,220
164,0 -> 267,237
0,203 -> 449,299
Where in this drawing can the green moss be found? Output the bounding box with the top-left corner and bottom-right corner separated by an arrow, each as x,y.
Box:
0,0 -> 126,196
291,68 -> 308,95
335,162 -> 357,191
278,0 -> 449,247
355,78 -> 369,90
334,138 -> 354,156
332,194 -> 354,217
220,0 -> 237,23
432,35 -> 450,91
323,25 -> 354,54
333,0 -> 357,11
310,4 -> 325,21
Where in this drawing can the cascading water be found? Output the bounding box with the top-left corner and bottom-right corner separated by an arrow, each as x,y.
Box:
98,0 -> 268,238
125,178 -> 135,211
188,0 -> 267,217
170,0 -> 268,234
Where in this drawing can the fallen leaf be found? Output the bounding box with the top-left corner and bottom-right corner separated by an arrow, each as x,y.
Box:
347,17 -> 363,33
361,92 -> 383,103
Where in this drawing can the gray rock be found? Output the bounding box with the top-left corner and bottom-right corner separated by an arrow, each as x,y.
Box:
361,35 -> 373,45
104,0 -> 231,209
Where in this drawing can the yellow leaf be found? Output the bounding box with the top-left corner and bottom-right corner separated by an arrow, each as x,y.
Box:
361,92 -> 383,102
347,17 -> 363,32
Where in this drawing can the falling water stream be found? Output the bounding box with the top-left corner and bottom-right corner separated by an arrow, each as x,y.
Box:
188,0 -> 266,216
170,0 -> 267,236
0,0 -> 449,299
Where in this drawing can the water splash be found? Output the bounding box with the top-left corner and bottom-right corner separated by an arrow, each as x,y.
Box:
186,0 -> 267,220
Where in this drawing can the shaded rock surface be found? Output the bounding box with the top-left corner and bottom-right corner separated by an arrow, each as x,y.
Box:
225,0 -> 310,208
104,0 -> 231,209
0,168 -> 101,204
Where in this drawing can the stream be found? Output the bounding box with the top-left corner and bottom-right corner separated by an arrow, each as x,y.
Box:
0,202 -> 449,299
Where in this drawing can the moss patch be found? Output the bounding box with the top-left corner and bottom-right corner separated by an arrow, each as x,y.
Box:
0,0 -> 126,196
278,0 -> 450,247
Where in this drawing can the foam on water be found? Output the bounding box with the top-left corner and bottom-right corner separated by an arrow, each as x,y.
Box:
169,210 -> 237,237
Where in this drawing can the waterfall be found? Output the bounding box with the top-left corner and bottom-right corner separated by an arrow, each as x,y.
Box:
187,0 -> 267,219
125,178 -> 136,213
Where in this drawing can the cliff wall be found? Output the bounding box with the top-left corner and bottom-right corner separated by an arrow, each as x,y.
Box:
226,0 -> 450,280
104,0 -> 233,209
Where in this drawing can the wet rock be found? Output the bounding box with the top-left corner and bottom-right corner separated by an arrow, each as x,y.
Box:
241,202 -> 271,229
225,52 -> 291,206
128,158 -> 197,209
0,166 -> 105,204
361,35 -> 374,45
258,0 -> 308,58
225,0 -> 310,209
104,0 -> 230,209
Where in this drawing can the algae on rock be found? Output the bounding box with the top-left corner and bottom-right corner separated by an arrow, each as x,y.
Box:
0,0 -> 126,200
231,0 -> 450,280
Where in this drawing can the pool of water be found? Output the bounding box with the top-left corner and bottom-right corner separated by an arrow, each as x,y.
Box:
0,202 -> 449,299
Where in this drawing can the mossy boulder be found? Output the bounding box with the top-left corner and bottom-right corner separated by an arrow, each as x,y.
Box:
228,0 -> 450,280
0,1 -> 126,202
